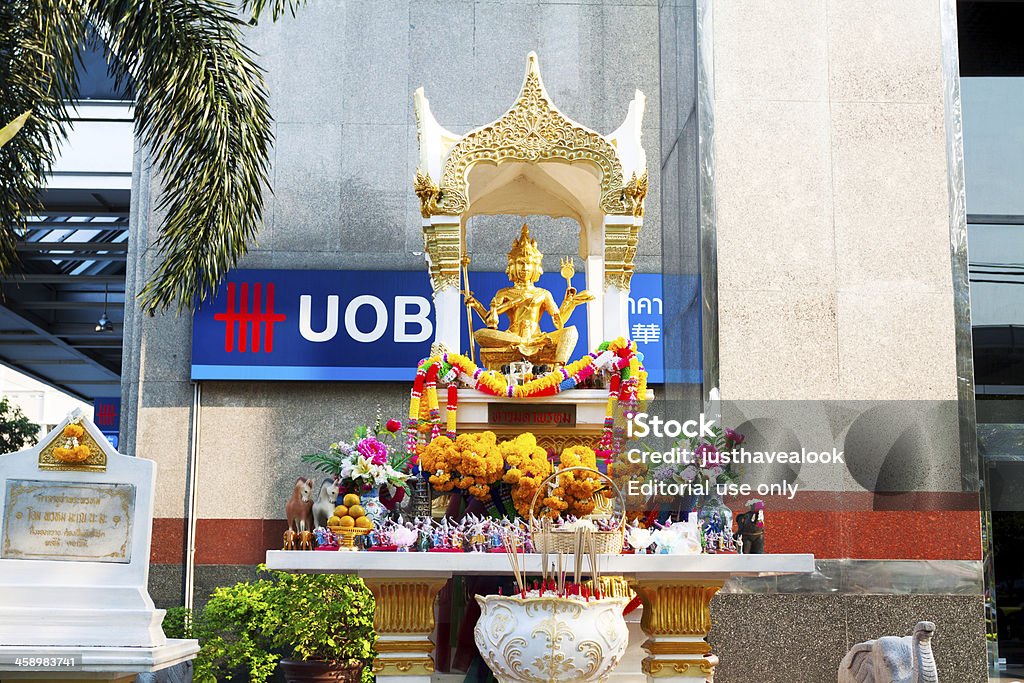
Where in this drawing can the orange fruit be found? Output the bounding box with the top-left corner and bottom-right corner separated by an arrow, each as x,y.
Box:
333,505 -> 348,518
343,493 -> 360,507
339,515 -> 356,528
355,516 -> 373,530
327,515 -> 341,527
348,504 -> 365,519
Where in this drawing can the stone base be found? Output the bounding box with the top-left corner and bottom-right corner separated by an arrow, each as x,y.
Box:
0,603 -> 167,649
0,640 -> 199,679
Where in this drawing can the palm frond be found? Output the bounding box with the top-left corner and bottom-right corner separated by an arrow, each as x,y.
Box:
241,0 -> 307,23
88,0 -> 275,313
0,111 -> 31,149
0,1 -> 86,274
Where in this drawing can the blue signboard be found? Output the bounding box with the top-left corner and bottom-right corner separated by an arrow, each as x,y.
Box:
191,269 -> 672,383
93,396 -> 120,448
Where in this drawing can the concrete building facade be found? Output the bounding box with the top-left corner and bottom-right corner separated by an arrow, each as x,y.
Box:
122,1 -> 988,680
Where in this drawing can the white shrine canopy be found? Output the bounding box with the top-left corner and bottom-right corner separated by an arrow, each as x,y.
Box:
413,52 -> 648,353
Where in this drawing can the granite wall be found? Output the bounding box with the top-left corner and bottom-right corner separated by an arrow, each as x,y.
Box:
124,0 -> 670,594
125,0 -> 988,680
680,0 -> 988,679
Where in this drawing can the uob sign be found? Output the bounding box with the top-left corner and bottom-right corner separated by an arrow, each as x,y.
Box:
191,269 -> 667,382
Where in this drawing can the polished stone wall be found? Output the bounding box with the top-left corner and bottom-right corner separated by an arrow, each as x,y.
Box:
125,0 -> 989,680
123,0 -> 672,582
707,0 -> 958,403
683,0 -> 987,679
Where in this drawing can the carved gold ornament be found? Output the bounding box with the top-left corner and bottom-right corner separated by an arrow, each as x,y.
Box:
642,657 -> 718,678
363,578 -> 447,634
604,220 -> 641,290
365,578 -> 447,680
414,168 -> 440,218
422,221 -> 462,291
38,419 -> 106,472
371,658 -> 435,676
623,171 -> 649,217
630,581 -> 722,636
492,432 -> 597,454
436,54 -> 630,216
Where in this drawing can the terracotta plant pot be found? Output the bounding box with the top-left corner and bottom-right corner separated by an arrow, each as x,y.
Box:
278,659 -> 364,683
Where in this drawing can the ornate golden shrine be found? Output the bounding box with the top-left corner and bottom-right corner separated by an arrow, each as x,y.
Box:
414,52 -> 648,356
356,53 -> 729,683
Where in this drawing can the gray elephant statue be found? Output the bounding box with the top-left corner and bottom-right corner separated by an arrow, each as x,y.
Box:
838,621 -> 938,683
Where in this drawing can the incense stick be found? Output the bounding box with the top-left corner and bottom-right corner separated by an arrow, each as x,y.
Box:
504,531 -> 524,594
573,527 -> 584,587
540,517 -> 550,588
587,528 -> 600,591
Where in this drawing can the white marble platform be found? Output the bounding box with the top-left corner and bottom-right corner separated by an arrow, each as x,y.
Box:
0,640 -> 199,679
266,550 -> 814,579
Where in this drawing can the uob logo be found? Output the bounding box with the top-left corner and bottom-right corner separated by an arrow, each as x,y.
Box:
214,282 -> 287,353
95,402 -> 117,428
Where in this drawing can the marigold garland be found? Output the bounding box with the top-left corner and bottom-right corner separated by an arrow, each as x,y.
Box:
547,445 -> 605,518
419,432 -> 504,502
406,338 -> 648,464
52,420 -> 91,464
499,433 -> 553,517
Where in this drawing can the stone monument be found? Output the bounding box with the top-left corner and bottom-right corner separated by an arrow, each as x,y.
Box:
0,408 -> 197,680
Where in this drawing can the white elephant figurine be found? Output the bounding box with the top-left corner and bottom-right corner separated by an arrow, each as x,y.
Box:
838,621 -> 938,683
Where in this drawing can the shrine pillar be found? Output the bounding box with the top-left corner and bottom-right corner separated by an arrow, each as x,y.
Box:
603,213 -> 642,340
422,214 -> 463,352
585,253 -> 605,350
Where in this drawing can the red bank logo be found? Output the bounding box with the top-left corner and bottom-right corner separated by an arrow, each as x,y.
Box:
95,403 -> 117,427
214,282 -> 287,353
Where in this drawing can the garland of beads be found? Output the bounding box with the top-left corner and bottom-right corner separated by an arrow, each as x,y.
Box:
406,338 -> 648,465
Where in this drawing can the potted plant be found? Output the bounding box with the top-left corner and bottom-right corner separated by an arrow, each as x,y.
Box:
163,566 -> 375,683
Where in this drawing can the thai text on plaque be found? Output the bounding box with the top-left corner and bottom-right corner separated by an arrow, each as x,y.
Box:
1,479 -> 135,563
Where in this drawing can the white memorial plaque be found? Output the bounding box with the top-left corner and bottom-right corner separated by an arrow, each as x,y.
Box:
1,479 -> 135,563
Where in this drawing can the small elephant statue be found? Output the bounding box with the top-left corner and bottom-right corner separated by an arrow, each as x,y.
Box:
838,621 -> 938,683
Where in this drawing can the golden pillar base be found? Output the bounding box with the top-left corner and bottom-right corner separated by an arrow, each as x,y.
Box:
629,580 -> 723,682
364,578 -> 448,683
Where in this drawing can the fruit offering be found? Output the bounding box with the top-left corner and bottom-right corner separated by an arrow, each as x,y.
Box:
329,495 -> 373,533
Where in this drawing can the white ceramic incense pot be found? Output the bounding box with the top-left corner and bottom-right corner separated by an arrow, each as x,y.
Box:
474,593 -> 630,683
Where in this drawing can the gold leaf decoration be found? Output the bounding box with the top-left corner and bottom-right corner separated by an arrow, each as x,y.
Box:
437,55 -> 629,216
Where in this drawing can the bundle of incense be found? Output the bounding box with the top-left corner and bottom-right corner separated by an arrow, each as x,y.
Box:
587,528 -> 601,598
504,531 -> 525,596
540,517 -> 551,588
573,527 -> 585,587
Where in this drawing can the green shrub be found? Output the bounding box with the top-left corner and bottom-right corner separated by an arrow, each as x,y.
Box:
161,566 -> 376,683
161,606 -> 193,639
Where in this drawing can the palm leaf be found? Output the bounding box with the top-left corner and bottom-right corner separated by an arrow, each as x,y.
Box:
0,1 -> 304,313
241,0 -> 307,23
88,0 -> 279,313
0,2 -> 86,274
0,111 -> 31,149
